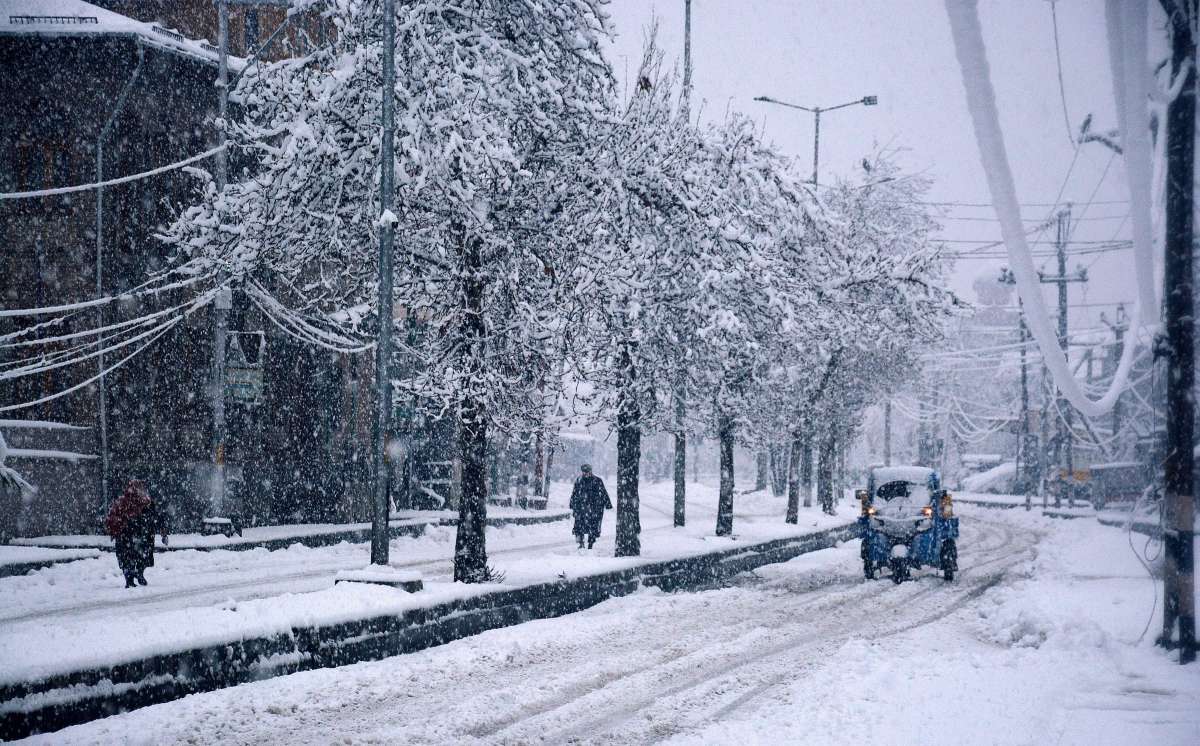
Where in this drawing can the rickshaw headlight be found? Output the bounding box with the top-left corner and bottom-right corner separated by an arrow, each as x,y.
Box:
921,506 -> 933,518
866,507 -> 877,517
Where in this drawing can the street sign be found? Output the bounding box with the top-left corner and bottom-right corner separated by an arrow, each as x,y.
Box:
225,367 -> 264,404
224,331 -> 265,405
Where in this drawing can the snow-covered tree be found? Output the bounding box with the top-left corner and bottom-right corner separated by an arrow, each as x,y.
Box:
158,0 -> 614,581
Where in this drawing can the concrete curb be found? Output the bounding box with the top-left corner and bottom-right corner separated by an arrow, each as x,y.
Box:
0,522 -> 857,740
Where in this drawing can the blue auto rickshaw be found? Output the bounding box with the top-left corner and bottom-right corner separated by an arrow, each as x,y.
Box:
857,466 -> 958,583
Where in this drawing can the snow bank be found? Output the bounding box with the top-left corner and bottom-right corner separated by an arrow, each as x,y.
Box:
0,546 -> 99,568
959,461 -> 1016,493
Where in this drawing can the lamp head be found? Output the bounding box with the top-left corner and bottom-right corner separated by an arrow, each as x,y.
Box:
862,95 -> 878,106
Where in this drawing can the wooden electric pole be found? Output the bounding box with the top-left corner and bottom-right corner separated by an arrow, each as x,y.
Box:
1159,0 -> 1196,663
1039,207 -> 1086,508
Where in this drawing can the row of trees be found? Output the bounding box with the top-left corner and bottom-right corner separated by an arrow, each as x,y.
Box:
159,0 -> 957,581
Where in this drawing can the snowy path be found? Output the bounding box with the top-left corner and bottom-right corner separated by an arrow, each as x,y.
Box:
0,481 -> 783,630
0,484 -> 579,627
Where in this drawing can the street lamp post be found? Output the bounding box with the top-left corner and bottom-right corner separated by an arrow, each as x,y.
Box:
753,94 -> 878,186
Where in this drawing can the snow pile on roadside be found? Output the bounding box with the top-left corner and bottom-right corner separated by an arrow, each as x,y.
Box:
0,546 -> 100,568
959,460 -> 1015,492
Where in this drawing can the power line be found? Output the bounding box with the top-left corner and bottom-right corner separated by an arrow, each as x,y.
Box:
915,198 -> 1128,208
1049,0 -> 1074,146
937,212 -> 1129,222
0,144 -> 225,200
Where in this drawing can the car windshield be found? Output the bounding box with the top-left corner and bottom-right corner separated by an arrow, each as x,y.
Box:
875,480 -> 931,504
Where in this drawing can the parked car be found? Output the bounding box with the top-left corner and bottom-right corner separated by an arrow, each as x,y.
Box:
857,465 -> 959,583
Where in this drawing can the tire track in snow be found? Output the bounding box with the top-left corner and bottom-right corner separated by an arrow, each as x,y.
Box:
490,516 -> 1035,745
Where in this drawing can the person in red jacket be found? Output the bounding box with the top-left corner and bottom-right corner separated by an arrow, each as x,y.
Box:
105,479 -> 167,588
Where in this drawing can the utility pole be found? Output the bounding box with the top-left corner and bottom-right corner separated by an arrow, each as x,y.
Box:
1018,302 -> 1033,511
682,0 -> 692,112
1101,303 -> 1128,439
673,0 -> 692,529
1159,2 -> 1195,664
95,45 -> 144,508
211,0 -> 231,519
1038,207 -> 1086,508
1001,267 -> 1034,511
811,109 -> 821,185
371,0 -> 397,565
883,400 -> 892,466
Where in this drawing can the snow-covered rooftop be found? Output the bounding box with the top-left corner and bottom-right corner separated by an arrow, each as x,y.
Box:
0,0 -> 245,70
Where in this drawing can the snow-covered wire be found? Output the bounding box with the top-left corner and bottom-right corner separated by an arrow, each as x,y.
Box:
0,298 -> 196,349
1125,485 -> 1163,644
1104,0 -> 1158,317
1049,0 -> 1074,145
244,282 -> 376,354
0,274 -> 210,319
944,0 -> 1154,419
0,317 -> 182,413
0,313 -> 182,381
0,144 -> 226,201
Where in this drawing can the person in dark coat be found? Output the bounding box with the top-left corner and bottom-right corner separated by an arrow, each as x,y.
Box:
105,479 -> 168,588
570,464 -> 611,549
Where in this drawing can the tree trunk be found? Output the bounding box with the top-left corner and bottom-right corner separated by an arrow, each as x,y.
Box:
786,433 -> 802,523
755,451 -> 769,492
543,445 -> 554,499
532,431 -> 544,497
453,231 -> 489,583
673,378 -> 686,527
716,412 -> 735,536
801,436 -> 813,508
817,432 -> 835,515
615,342 -> 641,557
454,396 -> 489,581
514,437 -> 530,505
769,443 -> 787,496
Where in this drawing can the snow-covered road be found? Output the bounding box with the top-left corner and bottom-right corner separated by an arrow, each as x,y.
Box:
20,509 -> 1116,746
14,495 -> 1198,746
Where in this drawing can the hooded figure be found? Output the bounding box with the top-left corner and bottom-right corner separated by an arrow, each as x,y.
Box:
105,479 -> 167,587
569,464 -> 611,549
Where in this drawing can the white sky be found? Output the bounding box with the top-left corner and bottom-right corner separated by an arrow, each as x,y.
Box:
603,0 -> 1162,336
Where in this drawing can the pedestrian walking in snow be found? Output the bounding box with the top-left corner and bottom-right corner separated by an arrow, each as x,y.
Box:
104,479 -> 167,588
570,464 -> 611,549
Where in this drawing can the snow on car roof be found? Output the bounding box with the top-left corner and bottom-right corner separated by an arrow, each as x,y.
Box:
0,0 -> 245,70
872,465 -> 935,484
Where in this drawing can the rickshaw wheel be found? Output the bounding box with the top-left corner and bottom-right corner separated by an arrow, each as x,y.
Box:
889,559 -> 907,584
941,540 -> 958,582
863,560 -> 876,580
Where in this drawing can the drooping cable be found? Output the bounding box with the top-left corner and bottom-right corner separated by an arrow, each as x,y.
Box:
944,0 -> 1153,419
